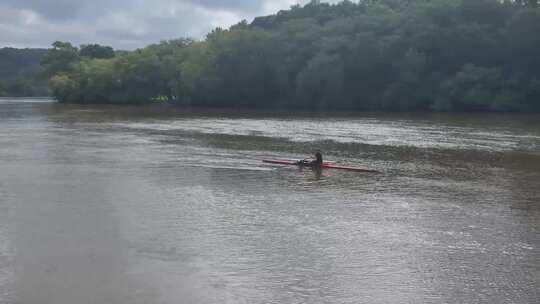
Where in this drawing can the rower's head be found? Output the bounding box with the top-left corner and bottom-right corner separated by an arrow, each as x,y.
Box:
314,151 -> 323,164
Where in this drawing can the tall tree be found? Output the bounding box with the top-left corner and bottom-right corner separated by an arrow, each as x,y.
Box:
79,44 -> 115,59
41,41 -> 80,77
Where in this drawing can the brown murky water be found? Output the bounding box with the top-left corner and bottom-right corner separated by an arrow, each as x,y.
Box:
0,98 -> 539,304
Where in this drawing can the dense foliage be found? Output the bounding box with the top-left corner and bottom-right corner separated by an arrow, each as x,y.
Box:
43,0 -> 540,111
0,48 -> 49,97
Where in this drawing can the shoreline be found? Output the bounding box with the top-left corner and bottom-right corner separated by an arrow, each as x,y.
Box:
2,97 -> 540,118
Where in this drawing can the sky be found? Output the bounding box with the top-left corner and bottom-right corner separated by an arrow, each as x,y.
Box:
0,0 -> 336,50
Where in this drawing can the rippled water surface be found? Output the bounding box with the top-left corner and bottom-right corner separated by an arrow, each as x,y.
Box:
0,99 -> 539,304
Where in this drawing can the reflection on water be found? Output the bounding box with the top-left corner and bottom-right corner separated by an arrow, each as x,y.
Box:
0,100 -> 539,304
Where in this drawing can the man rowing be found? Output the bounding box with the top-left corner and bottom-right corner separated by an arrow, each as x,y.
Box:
296,151 -> 323,167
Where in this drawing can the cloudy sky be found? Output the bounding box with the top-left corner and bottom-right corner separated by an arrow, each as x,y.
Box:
0,0 -> 337,50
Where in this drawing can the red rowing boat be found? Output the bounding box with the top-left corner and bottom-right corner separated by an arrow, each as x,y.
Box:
262,159 -> 380,173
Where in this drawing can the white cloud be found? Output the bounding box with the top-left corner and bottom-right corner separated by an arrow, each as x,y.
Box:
0,0 -> 338,50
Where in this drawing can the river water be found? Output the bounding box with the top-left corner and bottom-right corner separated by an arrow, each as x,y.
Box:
0,98 -> 538,304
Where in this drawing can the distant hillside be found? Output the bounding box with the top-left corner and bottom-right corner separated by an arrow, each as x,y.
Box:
0,47 -> 50,97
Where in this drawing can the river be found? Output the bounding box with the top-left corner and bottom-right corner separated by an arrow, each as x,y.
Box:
0,98 -> 538,304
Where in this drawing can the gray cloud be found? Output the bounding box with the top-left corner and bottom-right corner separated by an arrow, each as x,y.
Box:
0,0 -> 324,50
187,0 -> 265,13
1,0 -> 79,21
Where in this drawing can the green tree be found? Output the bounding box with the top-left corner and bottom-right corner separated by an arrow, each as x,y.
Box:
79,44 -> 115,59
506,9 -> 540,76
296,53 -> 345,109
41,41 -> 80,77
0,81 -> 6,96
49,74 -> 80,102
434,64 -> 503,111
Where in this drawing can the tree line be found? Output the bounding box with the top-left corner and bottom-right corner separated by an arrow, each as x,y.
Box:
42,0 -> 540,112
